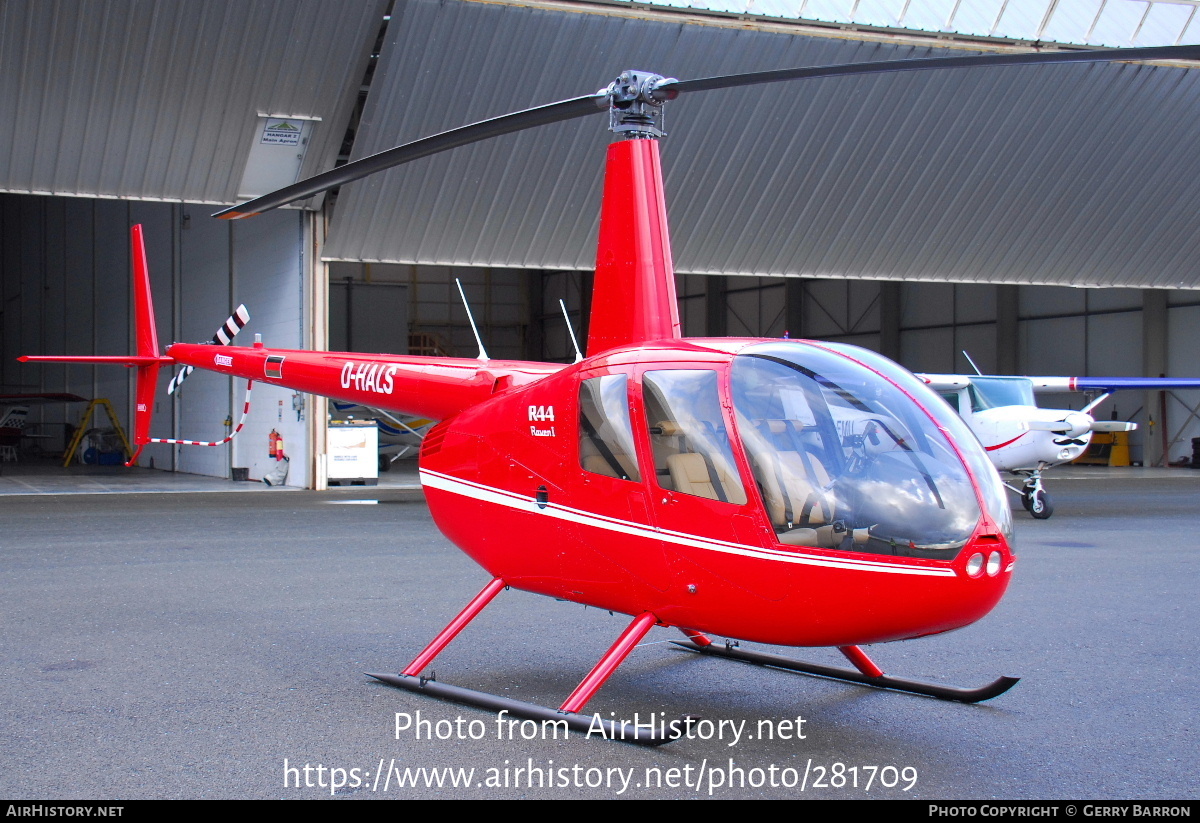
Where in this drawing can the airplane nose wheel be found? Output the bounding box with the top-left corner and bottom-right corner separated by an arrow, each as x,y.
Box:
1020,475 -> 1054,519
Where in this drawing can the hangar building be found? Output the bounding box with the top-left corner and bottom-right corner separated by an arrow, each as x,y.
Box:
3,0 -> 1199,486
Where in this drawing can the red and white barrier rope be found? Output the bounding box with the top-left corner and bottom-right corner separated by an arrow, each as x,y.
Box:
151,380 -> 254,447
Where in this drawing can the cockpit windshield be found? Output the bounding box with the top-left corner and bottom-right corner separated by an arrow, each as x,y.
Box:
732,342 -> 1000,559
969,376 -> 1035,412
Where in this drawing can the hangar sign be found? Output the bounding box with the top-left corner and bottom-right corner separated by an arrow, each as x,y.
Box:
261,119 -> 303,146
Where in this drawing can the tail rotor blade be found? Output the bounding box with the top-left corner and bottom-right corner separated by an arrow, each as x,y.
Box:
168,305 -> 251,395
213,304 -> 250,346
167,366 -> 194,396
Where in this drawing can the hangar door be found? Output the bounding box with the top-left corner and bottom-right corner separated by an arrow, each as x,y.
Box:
328,280 -> 409,356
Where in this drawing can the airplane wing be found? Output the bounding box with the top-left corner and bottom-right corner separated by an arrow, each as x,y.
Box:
1028,377 -> 1200,393
912,374 -> 971,391
914,374 -> 1200,393
0,393 -> 88,405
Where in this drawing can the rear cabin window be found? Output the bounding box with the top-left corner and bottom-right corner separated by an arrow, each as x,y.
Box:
578,375 -> 640,482
641,370 -> 746,505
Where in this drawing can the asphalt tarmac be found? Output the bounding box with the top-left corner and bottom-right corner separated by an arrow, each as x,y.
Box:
2,467 -> 1198,799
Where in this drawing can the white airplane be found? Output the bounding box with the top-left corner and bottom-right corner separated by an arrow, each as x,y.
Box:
0,392 -> 87,461
915,372 -> 1200,519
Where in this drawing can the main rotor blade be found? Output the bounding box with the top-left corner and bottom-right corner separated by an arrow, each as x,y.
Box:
216,43 -> 1200,220
661,44 -> 1200,96
214,93 -> 607,219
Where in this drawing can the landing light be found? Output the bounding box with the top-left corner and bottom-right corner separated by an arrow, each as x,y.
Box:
986,552 -> 1002,576
966,553 -> 984,577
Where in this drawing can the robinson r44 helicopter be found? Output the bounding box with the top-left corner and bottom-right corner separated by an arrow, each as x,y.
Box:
24,44 -> 1200,743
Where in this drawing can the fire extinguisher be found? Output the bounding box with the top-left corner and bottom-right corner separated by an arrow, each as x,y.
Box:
268,429 -> 279,459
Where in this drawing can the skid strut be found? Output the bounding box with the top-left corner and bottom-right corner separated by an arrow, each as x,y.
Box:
367,578 -> 673,745
673,638 -> 1018,703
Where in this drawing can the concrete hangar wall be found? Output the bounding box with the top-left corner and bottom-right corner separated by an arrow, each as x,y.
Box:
5,0 -> 1200,486
1,194 -> 316,486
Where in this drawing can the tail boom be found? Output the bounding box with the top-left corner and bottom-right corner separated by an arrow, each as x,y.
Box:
164,343 -> 562,422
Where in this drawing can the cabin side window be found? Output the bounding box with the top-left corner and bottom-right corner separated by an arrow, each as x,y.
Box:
578,375 -> 640,482
641,370 -> 747,505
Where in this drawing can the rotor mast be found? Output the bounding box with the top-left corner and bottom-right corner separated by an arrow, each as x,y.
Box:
585,71 -> 683,357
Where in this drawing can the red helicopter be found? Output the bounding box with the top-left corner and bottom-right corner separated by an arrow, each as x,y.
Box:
24,45 -> 1199,744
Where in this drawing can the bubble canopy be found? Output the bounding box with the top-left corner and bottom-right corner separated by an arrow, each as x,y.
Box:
730,341 -> 1011,559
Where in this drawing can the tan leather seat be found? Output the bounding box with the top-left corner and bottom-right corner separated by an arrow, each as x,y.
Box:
748,421 -> 867,549
760,450 -> 833,527
667,453 -> 717,500
582,451 -> 637,480
665,451 -> 745,504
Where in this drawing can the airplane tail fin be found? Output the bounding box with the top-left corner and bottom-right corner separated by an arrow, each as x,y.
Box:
19,225 -> 173,465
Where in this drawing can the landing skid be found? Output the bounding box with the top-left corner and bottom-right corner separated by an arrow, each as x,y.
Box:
367,577 -> 677,745
371,579 -> 1016,746
673,640 -> 1019,703
365,672 -> 672,745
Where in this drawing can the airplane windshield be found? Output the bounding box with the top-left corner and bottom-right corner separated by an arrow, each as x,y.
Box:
969,376 -> 1035,412
732,342 -> 989,559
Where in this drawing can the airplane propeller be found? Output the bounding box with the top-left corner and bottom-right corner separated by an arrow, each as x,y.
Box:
214,44 -> 1200,220
1025,412 -> 1136,438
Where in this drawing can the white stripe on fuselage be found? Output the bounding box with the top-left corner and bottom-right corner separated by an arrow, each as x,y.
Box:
419,469 -> 955,578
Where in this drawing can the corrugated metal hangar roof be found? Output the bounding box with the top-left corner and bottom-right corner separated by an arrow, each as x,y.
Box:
618,0 -> 1200,48
3,0 -> 1198,288
324,0 -> 1200,288
0,0 -> 387,205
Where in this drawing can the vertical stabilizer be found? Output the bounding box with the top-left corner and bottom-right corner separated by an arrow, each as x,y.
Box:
128,225 -> 163,464
19,226 -> 173,466
585,139 -> 680,356
131,224 -> 160,360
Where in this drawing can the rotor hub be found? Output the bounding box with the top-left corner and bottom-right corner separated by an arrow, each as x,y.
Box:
603,70 -> 679,139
